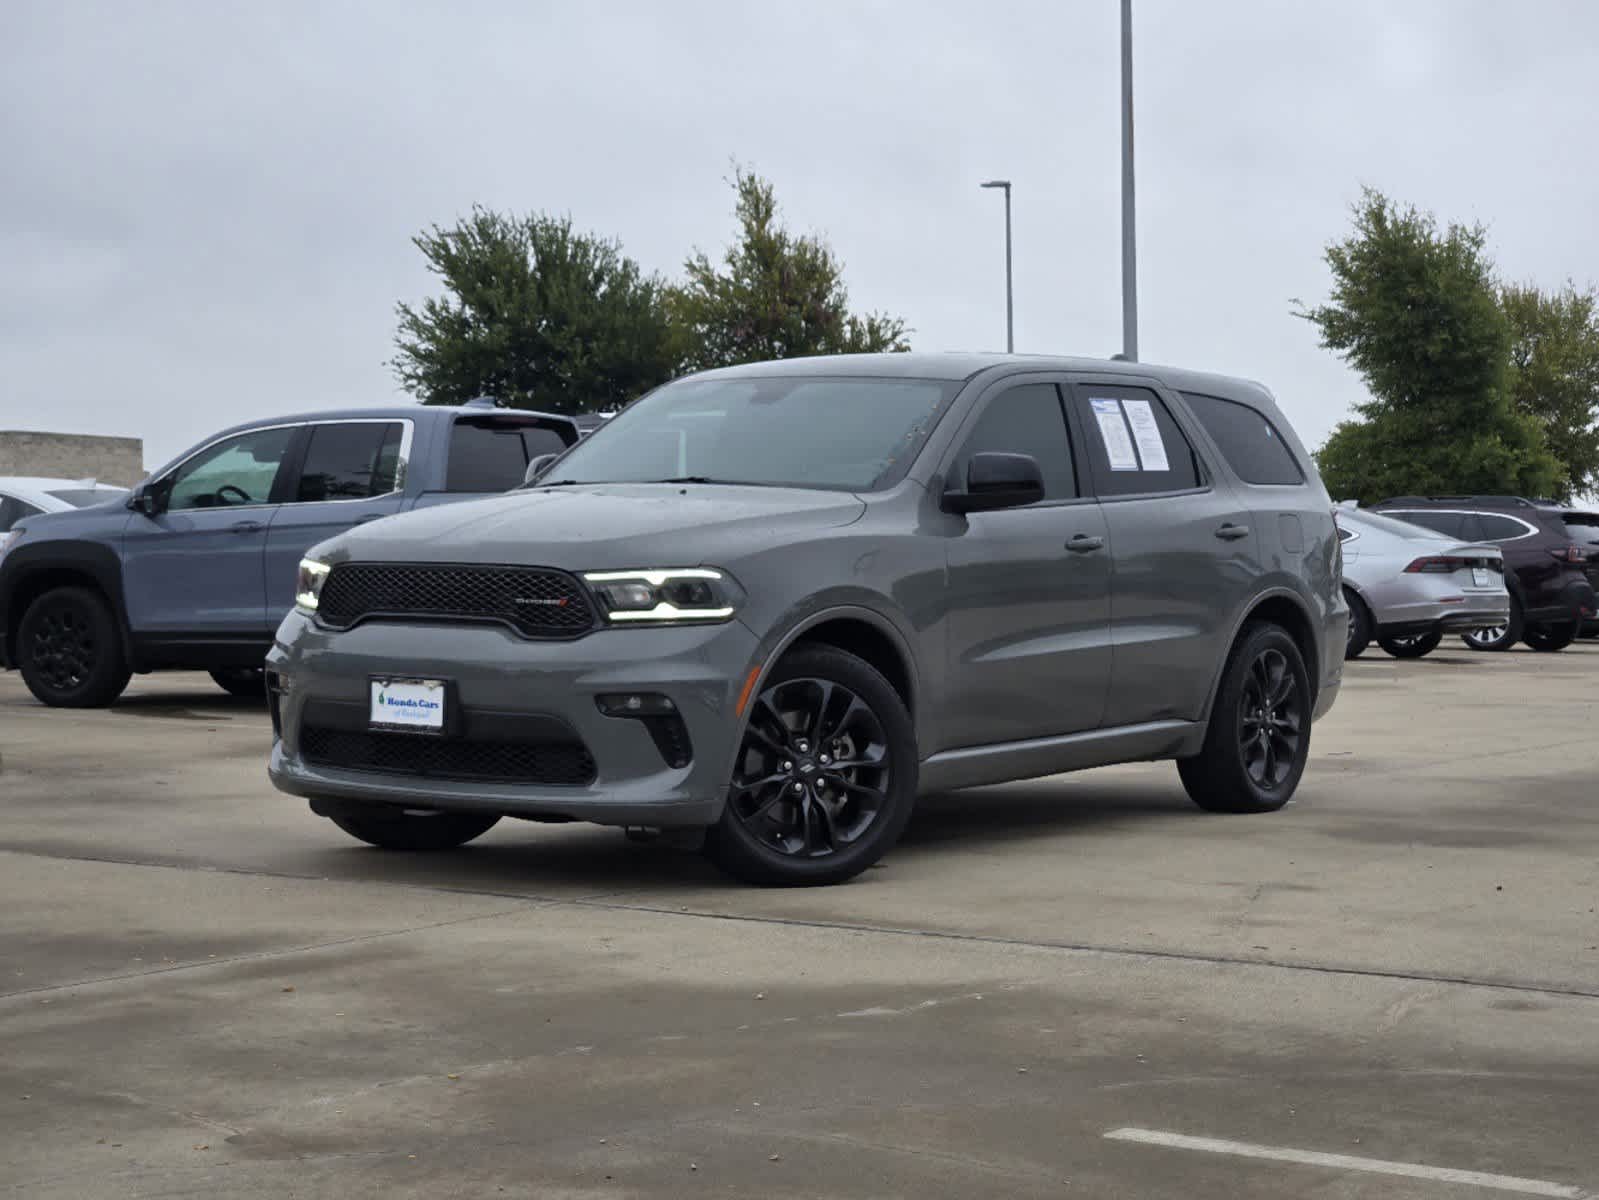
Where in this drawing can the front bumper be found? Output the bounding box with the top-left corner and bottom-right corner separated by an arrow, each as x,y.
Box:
266,610 -> 760,829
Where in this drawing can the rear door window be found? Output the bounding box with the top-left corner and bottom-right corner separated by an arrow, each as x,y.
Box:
1561,514 -> 1599,546
1071,385 -> 1202,497
1181,392 -> 1303,485
295,422 -> 405,502
1385,510 -> 1462,539
950,383 -> 1076,500
1476,513 -> 1532,542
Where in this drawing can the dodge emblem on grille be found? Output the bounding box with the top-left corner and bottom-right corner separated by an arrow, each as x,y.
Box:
515,596 -> 570,607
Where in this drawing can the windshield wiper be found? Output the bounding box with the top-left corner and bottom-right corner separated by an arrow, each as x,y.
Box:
649,476 -> 728,485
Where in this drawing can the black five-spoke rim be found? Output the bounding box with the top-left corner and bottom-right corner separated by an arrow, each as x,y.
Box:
29,604 -> 96,692
1238,648 -> 1302,790
729,677 -> 891,858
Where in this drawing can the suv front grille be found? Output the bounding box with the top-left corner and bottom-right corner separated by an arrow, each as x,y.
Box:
300,725 -> 597,786
317,563 -> 596,639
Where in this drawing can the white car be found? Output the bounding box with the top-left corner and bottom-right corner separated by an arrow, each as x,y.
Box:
0,477 -> 128,532
1335,503 -> 1510,659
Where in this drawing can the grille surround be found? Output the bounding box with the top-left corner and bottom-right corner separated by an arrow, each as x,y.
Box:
300,724 -> 597,786
317,562 -> 596,639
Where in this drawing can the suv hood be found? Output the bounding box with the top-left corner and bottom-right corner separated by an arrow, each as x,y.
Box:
321,483 -> 866,568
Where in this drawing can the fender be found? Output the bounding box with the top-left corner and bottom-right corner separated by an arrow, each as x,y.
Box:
0,539 -> 132,669
719,601 -> 923,785
1194,583 -> 1322,730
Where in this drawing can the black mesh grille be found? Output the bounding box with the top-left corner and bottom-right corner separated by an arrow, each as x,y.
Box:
300,725 -> 596,786
318,563 -> 595,638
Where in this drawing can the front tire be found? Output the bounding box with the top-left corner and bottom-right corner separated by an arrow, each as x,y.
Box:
1343,588 -> 1372,660
17,586 -> 131,708
1178,622 -> 1310,814
209,667 -> 267,698
1523,622 -> 1576,652
329,806 -> 500,851
1378,629 -> 1443,659
706,644 -> 916,886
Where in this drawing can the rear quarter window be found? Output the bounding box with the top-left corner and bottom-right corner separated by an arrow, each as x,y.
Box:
1181,392 -> 1303,485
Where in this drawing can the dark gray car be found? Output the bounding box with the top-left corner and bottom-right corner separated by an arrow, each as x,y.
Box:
267,354 -> 1345,885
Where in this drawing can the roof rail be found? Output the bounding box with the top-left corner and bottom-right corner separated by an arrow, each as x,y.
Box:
1373,494 -> 1535,508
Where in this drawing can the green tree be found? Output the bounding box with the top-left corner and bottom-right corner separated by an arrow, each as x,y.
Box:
391,209 -> 677,415
1299,190 -> 1560,503
671,168 -> 910,370
1500,282 -> 1599,502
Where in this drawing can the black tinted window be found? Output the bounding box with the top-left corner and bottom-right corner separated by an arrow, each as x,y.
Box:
1336,525 -> 1355,543
951,384 -> 1075,500
521,427 -> 570,460
1386,510 -> 1463,538
1075,386 -> 1201,496
448,421 -> 531,492
296,422 -> 404,502
1181,392 -> 1303,485
1561,514 -> 1599,545
1477,513 -> 1531,541
0,496 -> 41,531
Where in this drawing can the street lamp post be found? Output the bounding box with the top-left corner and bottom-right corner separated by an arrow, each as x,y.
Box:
980,179 -> 1014,353
1120,0 -> 1138,361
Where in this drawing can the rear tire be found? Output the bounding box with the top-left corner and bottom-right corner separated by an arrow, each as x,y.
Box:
1378,629 -> 1443,659
1523,623 -> 1576,652
706,644 -> 917,886
209,667 -> 267,698
17,586 -> 131,708
1178,622 -> 1310,814
1343,588 -> 1372,660
329,807 -> 500,851
1462,595 -> 1521,651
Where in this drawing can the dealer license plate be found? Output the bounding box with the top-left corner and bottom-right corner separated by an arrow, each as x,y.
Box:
1472,567 -> 1490,588
370,677 -> 446,732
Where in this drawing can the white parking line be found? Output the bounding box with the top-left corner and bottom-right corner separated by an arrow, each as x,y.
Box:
1103,1128 -> 1588,1198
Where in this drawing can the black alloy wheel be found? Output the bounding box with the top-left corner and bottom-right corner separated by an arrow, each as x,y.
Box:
1378,629 -> 1443,659
708,645 -> 916,886
17,586 -> 131,708
1178,621 -> 1310,814
1523,622 -> 1577,652
1236,645 -> 1305,790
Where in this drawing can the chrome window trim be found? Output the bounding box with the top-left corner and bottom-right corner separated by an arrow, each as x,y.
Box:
152,418 -> 414,513
1381,508 -> 1539,543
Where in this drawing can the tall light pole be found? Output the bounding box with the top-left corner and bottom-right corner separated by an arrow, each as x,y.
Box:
980,179 -> 1014,353
1120,0 -> 1138,361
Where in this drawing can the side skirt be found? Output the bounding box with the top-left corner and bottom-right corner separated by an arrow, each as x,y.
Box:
918,719 -> 1204,794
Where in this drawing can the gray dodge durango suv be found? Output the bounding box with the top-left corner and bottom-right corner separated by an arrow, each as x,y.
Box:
267,354 -> 1344,885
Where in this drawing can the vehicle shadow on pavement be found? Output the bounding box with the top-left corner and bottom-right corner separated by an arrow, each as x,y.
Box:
901,781 -> 1188,851
110,691 -> 269,718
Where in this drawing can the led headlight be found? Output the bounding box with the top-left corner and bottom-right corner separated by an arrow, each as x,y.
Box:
295,558 -> 332,612
582,568 -> 741,624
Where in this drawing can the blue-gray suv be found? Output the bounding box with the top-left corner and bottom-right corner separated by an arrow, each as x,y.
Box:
266,354 -> 1345,886
0,401 -> 576,706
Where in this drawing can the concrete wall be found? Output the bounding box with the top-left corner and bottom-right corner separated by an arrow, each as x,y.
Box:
0,431 -> 146,488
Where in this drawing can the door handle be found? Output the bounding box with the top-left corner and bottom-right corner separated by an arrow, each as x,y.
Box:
1215,523 -> 1251,541
1065,534 -> 1105,553
229,520 -> 264,534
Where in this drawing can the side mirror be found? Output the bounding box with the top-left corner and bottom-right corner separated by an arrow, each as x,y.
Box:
942,452 -> 1046,514
524,453 -> 559,486
128,483 -> 162,518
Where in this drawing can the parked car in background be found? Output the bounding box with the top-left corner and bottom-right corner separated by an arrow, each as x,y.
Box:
0,477 -> 127,530
267,353 -> 1344,886
1368,496 -> 1598,651
0,400 -> 578,707
1553,508 -> 1599,637
1334,504 -> 1509,659
572,411 -> 618,438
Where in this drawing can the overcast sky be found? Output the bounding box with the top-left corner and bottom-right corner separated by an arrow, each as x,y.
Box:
3,0 -> 1597,469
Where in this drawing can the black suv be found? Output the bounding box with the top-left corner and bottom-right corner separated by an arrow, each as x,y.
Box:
1370,496 -> 1598,651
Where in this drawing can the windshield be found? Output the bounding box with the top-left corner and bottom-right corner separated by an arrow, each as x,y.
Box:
542,375 -> 961,491
47,487 -> 126,508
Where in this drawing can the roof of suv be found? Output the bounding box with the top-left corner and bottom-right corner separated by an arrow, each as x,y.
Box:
691,352 -> 1277,408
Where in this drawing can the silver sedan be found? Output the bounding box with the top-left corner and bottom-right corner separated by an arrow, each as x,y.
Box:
1336,504 -> 1510,659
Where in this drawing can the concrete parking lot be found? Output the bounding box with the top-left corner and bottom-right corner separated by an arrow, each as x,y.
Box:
3,645 -> 1597,1198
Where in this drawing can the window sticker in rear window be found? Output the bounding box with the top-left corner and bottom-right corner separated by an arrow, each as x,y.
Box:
1090,398 -> 1140,471
1119,398 -> 1170,472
